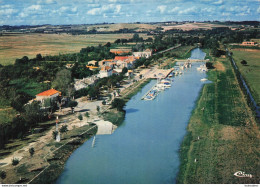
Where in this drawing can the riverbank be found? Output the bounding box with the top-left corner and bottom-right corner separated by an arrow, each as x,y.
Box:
177,51 -> 259,183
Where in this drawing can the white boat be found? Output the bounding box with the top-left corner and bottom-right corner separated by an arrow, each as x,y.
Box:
197,64 -> 208,72
200,78 -> 208,82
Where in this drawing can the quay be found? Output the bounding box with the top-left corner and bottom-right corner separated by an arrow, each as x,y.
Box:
140,68 -> 174,79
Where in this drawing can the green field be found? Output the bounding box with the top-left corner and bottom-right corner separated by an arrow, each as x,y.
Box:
231,49 -> 260,105
178,56 -> 259,184
0,33 -> 150,65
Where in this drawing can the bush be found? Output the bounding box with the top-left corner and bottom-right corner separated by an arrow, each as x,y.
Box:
29,147 -> 35,157
12,158 -> 20,166
111,98 -> 126,111
102,100 -> 106,105
0,170 -> 6,179
78,114 -> 83,120
52,131 -> 58,140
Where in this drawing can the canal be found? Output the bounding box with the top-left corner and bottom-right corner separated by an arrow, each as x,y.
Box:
56,48 -> 207,184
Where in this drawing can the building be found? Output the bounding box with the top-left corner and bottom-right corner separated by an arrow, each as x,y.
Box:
110,49 -> 132,55
98,66 -> 113,78
87,60 -> 97,66
133,49 -> 152,58
241,41 -> 257,46
86,65 -> 99,71
114,56 -> 137,69
36,89 -> 61,103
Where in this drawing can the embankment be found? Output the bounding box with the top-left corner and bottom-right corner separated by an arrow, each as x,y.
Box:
177,53 -> 259,183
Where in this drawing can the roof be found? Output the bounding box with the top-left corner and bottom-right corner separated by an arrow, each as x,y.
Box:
128,70 -> 133,73
115,56 -> 129,61
101,66 -> 112,71
36,89 -> 61,97
86,65 -> 99,69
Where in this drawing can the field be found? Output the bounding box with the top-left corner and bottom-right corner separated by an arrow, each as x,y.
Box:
0,33 -> 150,65
178,54 -> 259,183
88,23 -> 157,32
231,49 -> 260,105
160,22 -> 230,31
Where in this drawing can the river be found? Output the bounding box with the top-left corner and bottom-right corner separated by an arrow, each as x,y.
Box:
56,48 -> 207,184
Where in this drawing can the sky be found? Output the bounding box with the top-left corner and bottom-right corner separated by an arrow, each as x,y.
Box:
0,0 -> 259,25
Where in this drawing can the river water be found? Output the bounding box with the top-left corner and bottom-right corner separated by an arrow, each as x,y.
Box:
56,48 -> 207,184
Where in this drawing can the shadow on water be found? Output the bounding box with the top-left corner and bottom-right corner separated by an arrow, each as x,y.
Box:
125,108 -> 139,113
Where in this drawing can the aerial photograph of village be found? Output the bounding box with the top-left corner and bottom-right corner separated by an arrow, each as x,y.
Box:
0,0 -> 259,185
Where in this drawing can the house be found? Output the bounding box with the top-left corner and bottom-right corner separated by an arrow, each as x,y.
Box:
114,56 -> 137,69
241,41 -> 257,46
87,60 -> 97,66
36,89 -> 61,103
98,66 -> 113,78
133,49 -> 152,58
98,59 -> 114,67
66,64 -> 74,68
126,70 -> 134,78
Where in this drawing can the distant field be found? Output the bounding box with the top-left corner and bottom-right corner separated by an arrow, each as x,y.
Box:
160,22 -> 230,31
88,23 -> 157,32
0,33 -> 150,65
231,49 -> 260,105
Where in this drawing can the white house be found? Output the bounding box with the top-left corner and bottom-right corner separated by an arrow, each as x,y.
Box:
133,49 -> 152,58
98,66 -> 113,78
35,89 -> 61,103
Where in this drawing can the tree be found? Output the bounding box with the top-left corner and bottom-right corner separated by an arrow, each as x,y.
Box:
102,100 -> 106,105
36,54 -> 43,61
85,112 -> 90,121
133,33 -> 140,43
114,39 -> 121,45
78,114 -> 83,120
52,131 -> 58,140
12,158 -> 19,166
68,100 -> 78,113
111,98 -> 126,111
60,125 -> 68,134
52,69 -> 72,95
240,60 -> 247,65
29,147 -> 35,157
23,101 -> 44,126
0,170 -> 6,179
96,106 -> 100,113
105,42 -> 111,47
122,67 -> 128,74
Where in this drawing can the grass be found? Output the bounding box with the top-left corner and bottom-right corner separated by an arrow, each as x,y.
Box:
177,56 -> 259,184
231,49 -> 260,105
0,33 -> 150,65
166,45 -> 195,59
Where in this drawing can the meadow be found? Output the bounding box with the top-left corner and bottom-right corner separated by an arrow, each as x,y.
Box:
0,33 -> 149,65
231,49 -> 260,105
178,54 -> 259,184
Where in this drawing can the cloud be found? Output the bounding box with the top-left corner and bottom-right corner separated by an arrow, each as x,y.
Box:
178,6 -> 197,14
257,6 -> 260,13
157,5 -> 167,14
27,5 -> 42,11
87,4 -> 121,15
213,0 -> 223,5
169,7 -> 180,13
0,8 -> 18,16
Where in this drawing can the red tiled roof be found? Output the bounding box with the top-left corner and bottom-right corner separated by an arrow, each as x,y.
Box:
36,89 -> 60,96
101,66 -> 112,71
114,56 -> 129,61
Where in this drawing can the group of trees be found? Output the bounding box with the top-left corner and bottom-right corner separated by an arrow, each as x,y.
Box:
114,33 -> 153,45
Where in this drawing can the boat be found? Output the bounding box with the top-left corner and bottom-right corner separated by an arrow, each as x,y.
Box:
200,78 -> 208,82
197,64 -> 208,72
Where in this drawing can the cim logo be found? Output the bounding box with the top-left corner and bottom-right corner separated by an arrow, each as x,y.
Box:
234,171 -> 253,178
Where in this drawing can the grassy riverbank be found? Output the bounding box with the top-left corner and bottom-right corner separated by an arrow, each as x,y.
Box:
177,54 -> 259,183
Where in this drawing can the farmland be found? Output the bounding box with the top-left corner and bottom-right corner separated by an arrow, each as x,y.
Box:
0,33 -> 150,65
178,54 -> 259,183
231,49 -> 260,105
